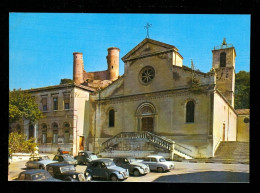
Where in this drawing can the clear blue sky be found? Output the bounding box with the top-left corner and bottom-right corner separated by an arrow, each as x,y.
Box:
9,13 -> 250,90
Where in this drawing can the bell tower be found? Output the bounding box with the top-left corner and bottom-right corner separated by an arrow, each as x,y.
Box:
212,38 -> 236,107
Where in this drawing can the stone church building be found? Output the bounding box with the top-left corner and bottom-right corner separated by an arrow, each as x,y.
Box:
10,38 -> 249,159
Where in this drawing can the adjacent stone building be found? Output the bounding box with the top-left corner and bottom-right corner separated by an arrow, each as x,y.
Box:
10,38 -> 249,159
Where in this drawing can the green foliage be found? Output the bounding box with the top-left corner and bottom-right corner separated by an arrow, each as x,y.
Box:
60,78 -> 74,84
235,71 -> 250,109
9,131 -> 38,155
9,89 -> 44,124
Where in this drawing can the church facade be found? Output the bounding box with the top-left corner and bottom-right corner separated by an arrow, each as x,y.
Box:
10,38 -> 246,159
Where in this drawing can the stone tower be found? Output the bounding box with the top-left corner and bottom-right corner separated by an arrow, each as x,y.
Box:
212,38 -> 236,107
106,47 -> 120,81
73,52 -> 84,84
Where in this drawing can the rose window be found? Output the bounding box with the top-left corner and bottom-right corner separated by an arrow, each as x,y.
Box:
140,66 -> 155,84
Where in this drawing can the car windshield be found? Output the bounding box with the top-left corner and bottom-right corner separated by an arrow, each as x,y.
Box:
60,165 -> 76,173
159,158 -> 166,162
128,158 -> 137,163
90,154 -> 98,160
104,160 -> 115,166
31,172 -> 52,180
41,156 -> 50,160
63,155 -> 75,161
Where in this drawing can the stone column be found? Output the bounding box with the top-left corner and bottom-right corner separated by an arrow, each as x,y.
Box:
34,121 -> 38,143
170,143 -> 175,161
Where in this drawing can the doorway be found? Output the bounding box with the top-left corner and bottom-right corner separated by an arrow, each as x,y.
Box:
222,123 -> 226,141
142,117 -> 154,132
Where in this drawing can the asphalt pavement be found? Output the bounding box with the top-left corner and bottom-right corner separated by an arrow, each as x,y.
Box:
8,153 -> 249,183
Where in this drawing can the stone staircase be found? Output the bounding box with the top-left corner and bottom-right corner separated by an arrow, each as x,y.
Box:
99,131 -> 193,160
211,141 -> 249,163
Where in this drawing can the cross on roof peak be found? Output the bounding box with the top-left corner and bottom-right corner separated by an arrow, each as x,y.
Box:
144,23 -> 152,38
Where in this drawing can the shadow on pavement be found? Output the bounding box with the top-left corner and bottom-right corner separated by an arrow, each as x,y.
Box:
153,171 -> 249,183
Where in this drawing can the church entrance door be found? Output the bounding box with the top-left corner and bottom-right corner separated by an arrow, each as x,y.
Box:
142,117 -> 153,132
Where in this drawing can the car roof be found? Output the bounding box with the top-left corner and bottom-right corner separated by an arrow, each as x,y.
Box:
47,162 -> 73,167
20,169 -> 48,175
147,155 -> 164,158
113,157 -> 134,159
91,158 -> 112,163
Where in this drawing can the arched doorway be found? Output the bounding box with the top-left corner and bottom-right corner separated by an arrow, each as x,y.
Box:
29,124 -> 34,139
136,103 -> 156,132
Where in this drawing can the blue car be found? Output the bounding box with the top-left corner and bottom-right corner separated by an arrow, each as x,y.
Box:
85,159 -> 129,181
17,169 -> 62,181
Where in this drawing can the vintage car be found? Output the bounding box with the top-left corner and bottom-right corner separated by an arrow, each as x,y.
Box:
74,151 -> 98,165
85,158 -> 129,181
113,157 -> 150,176
25,155 -> 58,170
142,155 -> 175,172
53,154 -> 78,166
17,169 -> 62,181
46,162 -> 90,182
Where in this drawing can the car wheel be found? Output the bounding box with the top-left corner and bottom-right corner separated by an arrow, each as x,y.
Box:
133,169 -> 140,176
157,167 -> 164,173
39,165 -> 45,170
65,176 -> 73,181
110,174 -> 118,182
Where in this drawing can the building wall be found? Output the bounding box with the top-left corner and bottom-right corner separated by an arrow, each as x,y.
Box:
212,91 -> 237,156
73,87 -> 90,155
237,114 -> 250,142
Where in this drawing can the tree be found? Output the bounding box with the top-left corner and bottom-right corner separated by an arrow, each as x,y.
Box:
9,89 -> 44,124
235,71 -> 250,109
9,131 -> 38,155
60,78 -> 74,84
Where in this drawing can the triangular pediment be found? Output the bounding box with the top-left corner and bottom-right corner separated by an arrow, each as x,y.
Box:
122,38 -> 178,62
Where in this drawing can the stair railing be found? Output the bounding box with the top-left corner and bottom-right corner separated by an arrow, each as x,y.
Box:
101,131 -> 175,152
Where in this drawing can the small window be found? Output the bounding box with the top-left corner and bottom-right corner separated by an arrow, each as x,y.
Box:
53,97 -> 58,110
64,97 -> 70,110
109,109 -> 115,127
42,131 -> 47,144
186,101 -> 195,123
244,117 -> 249,123
53,132 -> 58,144
220,52 -> 226,67
42,98 -> 47,111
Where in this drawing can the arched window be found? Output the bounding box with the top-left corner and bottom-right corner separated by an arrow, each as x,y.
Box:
29,125 -> 34,139
16,124 -> 21,133
52,122 -> 58,144
109,109 -> 115,127
220,52 -> 226,67
63,122 -> 70,143
186,101 -> 195,123
42,124 -> 47,144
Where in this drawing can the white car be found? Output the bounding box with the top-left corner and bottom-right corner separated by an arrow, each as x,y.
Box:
26,155 -> 58,170
142,155 -> 175,172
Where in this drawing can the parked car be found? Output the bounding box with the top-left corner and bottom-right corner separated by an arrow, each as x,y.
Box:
46,162 -> 91,182
142,155 -> 175,172
25,155 -> 58,170
53,154 -> 78,166
85,158 -> 129,181
17,169 -> 62,181
74,151 -> 98,165
113,157 -> 150,176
